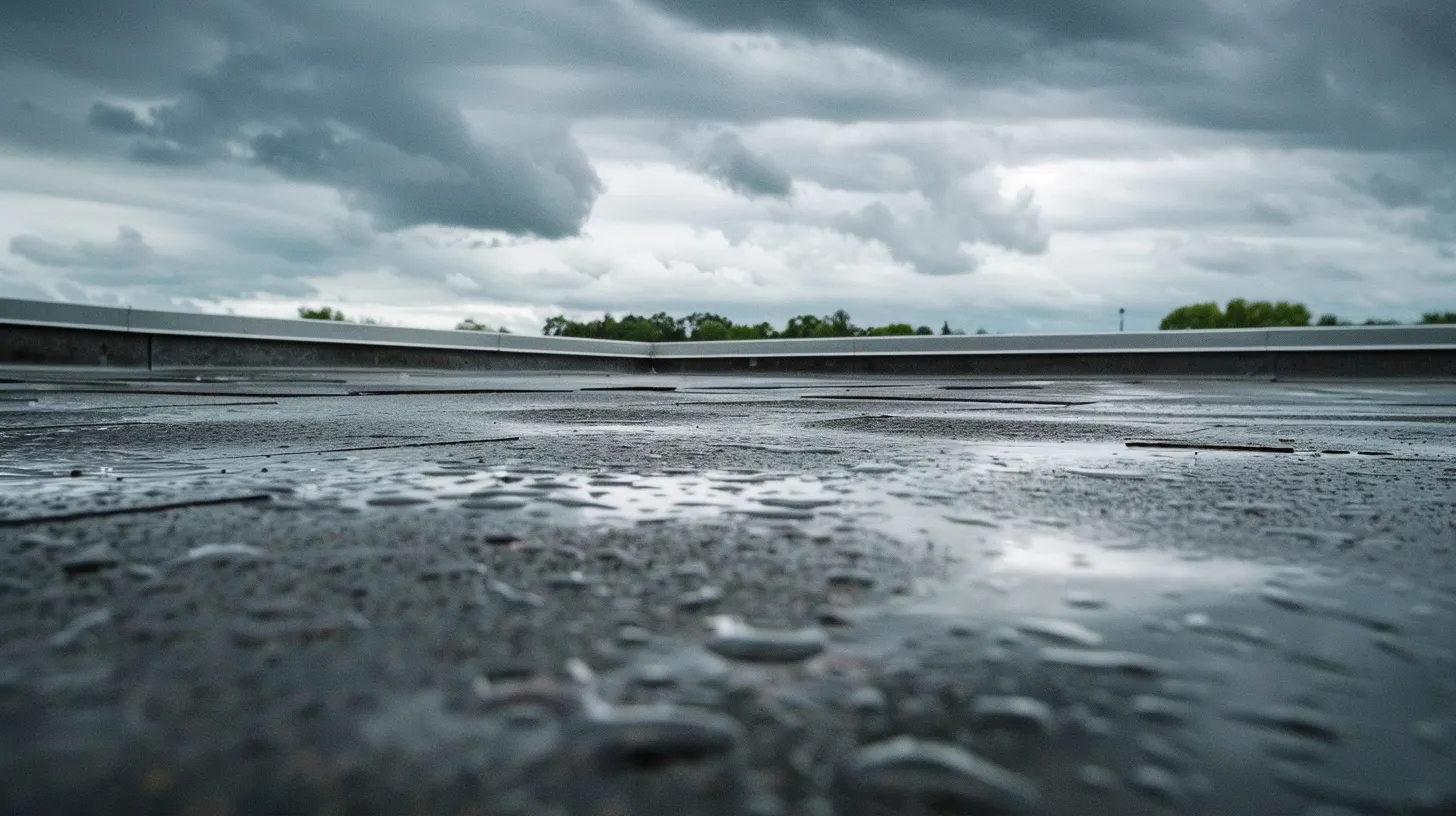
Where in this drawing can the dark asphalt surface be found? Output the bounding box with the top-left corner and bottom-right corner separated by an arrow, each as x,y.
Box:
1,367 -> 1454,815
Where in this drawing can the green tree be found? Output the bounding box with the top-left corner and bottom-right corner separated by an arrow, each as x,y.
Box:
781,314 -> 826,338
690,318 -> 732,341
298,306 -> 346,321
1159,302 -> 1223,330
1160,299 -> 1312,330
540,310 -> 1008,341
864,322 -> 916,337
1420,311 -> 1456,324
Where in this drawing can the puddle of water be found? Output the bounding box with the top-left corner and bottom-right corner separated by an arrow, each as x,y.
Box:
12,442 -> 1453,815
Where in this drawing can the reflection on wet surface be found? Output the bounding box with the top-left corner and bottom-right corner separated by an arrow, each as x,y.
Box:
3,373 -> 1456,814
3,452 -> 1454,814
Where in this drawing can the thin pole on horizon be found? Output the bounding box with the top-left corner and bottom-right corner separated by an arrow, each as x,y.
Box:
1119,308 -> 1125,332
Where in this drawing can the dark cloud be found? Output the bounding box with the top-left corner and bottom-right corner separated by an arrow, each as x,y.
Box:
639,0 -> 1456,152
636,0 -> 1229,56
9,226 -> 154,268
5,0 -> 603,238
128,141 -> 207,167
86,102 -> 153,135
1249,196 -> 1300,226
1349,172 -> 1430,209
696,132 -> 793,198
1344,166 -> 1456,245
6,0 -> 1455,169
1181,239 -> 1364,283
125,50 -> 600,236
230,232 -> 333,265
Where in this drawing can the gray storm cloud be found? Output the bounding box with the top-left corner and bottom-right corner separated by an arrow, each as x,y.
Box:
636,0 -> 1456,152
1,0 -> 1452,319
10,226 -> 154,269
695,132 -> 794,199
4,0 -> 604,238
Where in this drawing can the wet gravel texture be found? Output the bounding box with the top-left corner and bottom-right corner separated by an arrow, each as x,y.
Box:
1,368 -> 1454,815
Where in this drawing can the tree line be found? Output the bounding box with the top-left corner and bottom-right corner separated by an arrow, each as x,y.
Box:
1159,299 -> 1456,330
542,310 -> 985,342
296,307 -> 509,332
298,302 -> 1455,337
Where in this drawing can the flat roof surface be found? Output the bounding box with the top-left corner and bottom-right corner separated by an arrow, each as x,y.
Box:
3,368 -> 1455,814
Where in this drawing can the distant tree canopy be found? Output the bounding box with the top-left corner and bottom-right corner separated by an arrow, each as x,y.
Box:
298,306 -> 347,321
542,310 -> 948,342
296,306 -> 378,325
455,318 -> 510,333
1159,299 -> 1311,330
1162,300 -> 1453,329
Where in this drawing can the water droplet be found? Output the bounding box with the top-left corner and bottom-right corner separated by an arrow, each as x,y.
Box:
740,507 -> 815,520
675,562 -> 711,579
178,542 -> 266,566
849,686 -> 887,714
678,586 -> 724,611
1131,765 -> 1184,805
826,568 -> 876,589
944,514 -> 1000,528
460,498 -> 528,511
1076,764 -> 1118,792
837,736 -> 1040,814
61,544 -> 121,577
1258,586 -> 1401,633
1131,695 -> 1195,725
705,618 -> 826,663
544,571 -> 592,589
1064,467 -> 1146,480
970,696 -> 1055,737
634,663 -> 678,689
1223,705 -> 1341,744
1216,501 -> 1288,514
1016,618 -> 1104,648
1064,591 -> 1108,609
366,495 -> 431,507
1040,647 -> 1172,677
617,625 -> 653,647
50,607 -> 112,650
757,497 -> 840,509
569,703 -> 743,772
490,579 -> 545,607
540,495 -> 617,509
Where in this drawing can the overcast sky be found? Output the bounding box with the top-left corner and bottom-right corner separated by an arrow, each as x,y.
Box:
2,0 -> 1453,333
